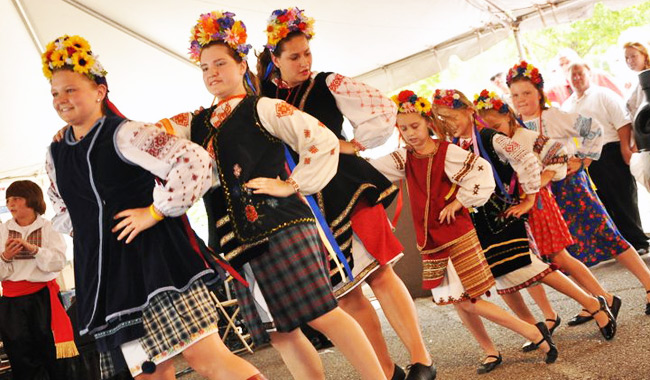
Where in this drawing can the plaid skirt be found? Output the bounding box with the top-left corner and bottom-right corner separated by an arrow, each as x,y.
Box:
232,223 -> 338,346
99,279 -> 219,378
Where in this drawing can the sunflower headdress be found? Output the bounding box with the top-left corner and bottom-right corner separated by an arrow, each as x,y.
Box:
505,60 -> 544,89
391,90 -> 432,117
41,35 -> 107,80
189,11 -> 251,62
265,7 -> 315,52
473,90 -> 510,114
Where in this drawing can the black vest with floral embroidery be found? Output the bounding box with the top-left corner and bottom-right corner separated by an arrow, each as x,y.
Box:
192,96 -> 314,267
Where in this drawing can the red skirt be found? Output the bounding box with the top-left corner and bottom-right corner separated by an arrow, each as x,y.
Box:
527,187 -> 575,257
350,200 -> 404,265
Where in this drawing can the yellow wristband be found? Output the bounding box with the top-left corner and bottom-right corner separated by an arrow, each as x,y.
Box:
149,204 -> 165,221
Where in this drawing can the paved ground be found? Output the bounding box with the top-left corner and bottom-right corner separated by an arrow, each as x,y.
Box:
176,254 -> 650,380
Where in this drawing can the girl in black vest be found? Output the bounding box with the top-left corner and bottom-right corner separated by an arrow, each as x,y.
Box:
159,11 -> 386,380
432,89 -> 616,361
255,7 -> 434,380
44,35 -> 265,380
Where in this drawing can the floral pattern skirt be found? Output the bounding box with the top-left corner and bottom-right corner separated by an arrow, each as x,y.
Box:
551,169 -> 630,266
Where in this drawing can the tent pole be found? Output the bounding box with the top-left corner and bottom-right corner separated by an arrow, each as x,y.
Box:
512,23 -> 526,61
61,0 -> 197,69
11,0 -> 43,53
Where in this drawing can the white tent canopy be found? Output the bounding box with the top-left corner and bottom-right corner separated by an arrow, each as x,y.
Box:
1,0 -> 639,179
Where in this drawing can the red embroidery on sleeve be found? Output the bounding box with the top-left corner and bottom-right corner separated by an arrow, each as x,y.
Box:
170,113 -> 190,127
275,102 -> 296,118
308,145 -> 319,154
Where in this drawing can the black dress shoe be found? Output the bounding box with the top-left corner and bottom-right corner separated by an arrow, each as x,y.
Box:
405,362 -> 436,380
591,296 -> 616,340
608,295 -> 622,319
567,309 -> 593,326
534,322 -> 558,364
476,353 -> 502,374
521,340 -> 537,352
391,364 -> 406,380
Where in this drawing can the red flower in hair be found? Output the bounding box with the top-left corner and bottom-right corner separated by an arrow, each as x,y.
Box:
397,90 -> 415,103
480,89 -> 490,97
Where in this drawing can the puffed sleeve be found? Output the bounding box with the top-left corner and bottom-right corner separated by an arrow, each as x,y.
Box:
368,148 -> 407,183
154,112 -> 194,140
115,121 -> 213,217
491,134 -> 541,194
255,97 -> 340,195
0,225 -> 14,280
34,220 -> 67,273
444,144 -> 495,208
325,73 -> 397,150
550,109 -> 603,160
538,136 -> 569,182
630,151 -> 650,193
45,149 -> 74,235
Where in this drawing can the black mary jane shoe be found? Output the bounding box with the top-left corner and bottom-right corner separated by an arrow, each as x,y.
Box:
590,296 -> 616,340
391,364 -> 406,380
476,353 -> 502,374
521,313 -> 560,352
405,362 -> 437,380
608,295 -> 622,320
567,309 -> 593,326
534,322 -> 558,364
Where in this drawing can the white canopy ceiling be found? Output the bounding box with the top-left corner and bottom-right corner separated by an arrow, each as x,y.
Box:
1,0 -> 640,178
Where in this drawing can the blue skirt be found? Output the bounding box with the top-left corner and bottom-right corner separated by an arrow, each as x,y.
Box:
551,169 -> 630,266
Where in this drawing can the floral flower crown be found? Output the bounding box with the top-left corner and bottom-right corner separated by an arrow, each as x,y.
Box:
265,7 -> 315,52
473,90 -> 509,114
189,11 -> 251,62
42,35 -> 107,80
506,60 -> 544,89
391,90 -> 432,116
432,89 -> 465,109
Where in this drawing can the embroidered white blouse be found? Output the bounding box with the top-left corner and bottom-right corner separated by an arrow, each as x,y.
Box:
157,96 -> 340,196
46,118 -> 213,235
511,127 -> 569,182
459,133 -> 541,195
523,107 -> 603,160
0,216 -> 67,282
369,143 -> 496,208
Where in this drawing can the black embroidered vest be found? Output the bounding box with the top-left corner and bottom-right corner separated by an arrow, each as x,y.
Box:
470,128 -> 531,277
262,73 -> 398,286
192,96 -> 314,268
50,116 -> 214,351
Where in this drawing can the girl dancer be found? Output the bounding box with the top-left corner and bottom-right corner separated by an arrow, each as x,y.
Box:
44,35 -> 265,379
506,61 -> 650,319
371,90 -> 558,374
158,11 -> 387,380
256,7 -> 434,380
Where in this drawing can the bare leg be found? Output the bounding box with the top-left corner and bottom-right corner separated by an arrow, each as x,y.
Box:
551,249 -> 614,306
366,265 -> 432,366
134,359 -> 176,380
526,284 -> 557,325
455,299 -> 551,354
453,303 -> 499,360
269,330 -> 325,380
308,306 -> 387,380
541,271 -> 609,326
339,286 -> 394,378
615,247 -> 650,302
182,333 -> 261,380
500,292 -> 538,325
